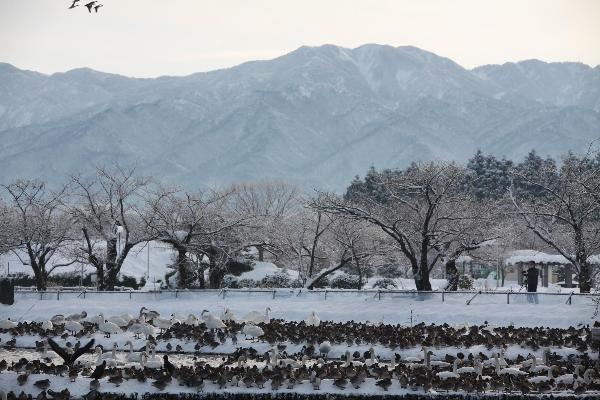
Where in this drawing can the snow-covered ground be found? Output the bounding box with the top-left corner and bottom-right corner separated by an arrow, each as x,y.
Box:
2,289 -> 595,329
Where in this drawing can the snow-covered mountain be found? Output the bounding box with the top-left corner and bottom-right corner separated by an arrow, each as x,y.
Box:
0,44 -> 598,191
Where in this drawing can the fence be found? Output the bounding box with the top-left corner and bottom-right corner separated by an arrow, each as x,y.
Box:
12,287 -> 598,306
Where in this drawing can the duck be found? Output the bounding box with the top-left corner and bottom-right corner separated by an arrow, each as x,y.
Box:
242,323 -> 264,341
41,340 -> 59,361
243,307 -> 271,324
305,311 -> 321,326
201,310 -> 226,330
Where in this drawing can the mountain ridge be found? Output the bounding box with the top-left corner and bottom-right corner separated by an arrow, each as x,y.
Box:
0,44 -> 599,191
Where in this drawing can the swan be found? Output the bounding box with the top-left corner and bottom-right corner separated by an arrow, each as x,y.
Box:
243,307 -> 271,324
119,313 -> 135,324
94,346 -> 118,367
64,320 -> 84,335
140,307 -> 160,320
318,341 -> 331,358
41,320 -> 53,331
201,310 -> 226,330
436,359 -> 460,380
101,342 -> 119,360
66,311 -> 87,322
528,354 -> 551,373
344,350 -> 363,367
98,315 -> 121,338
528,365 -> 557,384
457,359 -> 477,375
242,323 -> 264,341
555,365 -> 585,385
305,311 -> 320,326
364,347 -> 378,367
107,315 -> 129,328
0,319 -> 17,329
185,314 -> 200,326
408,348 -> 432,370
152,316 -> 173,332
40,340 -> 59,361
475,359 -> 492,381
128,315 -> 149,338
221,308 -> 240,322
144,346 -> 163,369
495,353 -> 527,376
50,314 -> 65,325
123,340 -> 142,362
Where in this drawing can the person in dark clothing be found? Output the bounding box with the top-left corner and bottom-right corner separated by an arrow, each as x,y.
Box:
525,264 -> 539,303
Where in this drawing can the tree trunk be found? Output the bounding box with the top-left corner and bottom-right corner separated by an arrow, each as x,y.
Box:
575,229 -> 591,293
207,256 -> 225,289
257,246 -> 264,262
104,238 -> 118,290
307,256 -> 352,289
174,246 -> 191,288
445,259 -> 459,291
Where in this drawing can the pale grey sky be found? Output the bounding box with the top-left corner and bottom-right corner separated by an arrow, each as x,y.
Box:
1,0 -> 599,77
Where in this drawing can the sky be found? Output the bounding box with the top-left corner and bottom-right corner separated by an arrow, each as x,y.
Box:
0,0 -> 599,78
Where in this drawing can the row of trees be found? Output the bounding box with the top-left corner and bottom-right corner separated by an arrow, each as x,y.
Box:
1,148 -> 599,292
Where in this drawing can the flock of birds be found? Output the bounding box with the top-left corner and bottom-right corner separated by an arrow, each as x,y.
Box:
68,0 -> 103,13
0,307 -> 597,398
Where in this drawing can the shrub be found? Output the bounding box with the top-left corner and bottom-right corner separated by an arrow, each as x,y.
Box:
330,274 -> 360,289
458,274 -> 474,290
226,260 -> 254,276
377,264 -> 402,278
237,278 -> 258,288
372,278 -> 397,289
261,272 -> 292,288
222,275 -> 239,288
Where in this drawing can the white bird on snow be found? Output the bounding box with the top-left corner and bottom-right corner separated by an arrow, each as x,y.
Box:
305,311 -> 320,326
243,307 -> 271,324
201,310 -> 226,330
242,323 -> 264,341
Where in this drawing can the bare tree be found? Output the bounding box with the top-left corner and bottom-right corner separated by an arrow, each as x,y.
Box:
509,153 -> 600,293
313,163 -> 494,291
69,166 -> 154,290
2,180 -> 76,290
146,187 -> 247,288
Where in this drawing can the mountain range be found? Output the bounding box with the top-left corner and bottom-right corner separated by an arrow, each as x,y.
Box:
1,44 -> 599,191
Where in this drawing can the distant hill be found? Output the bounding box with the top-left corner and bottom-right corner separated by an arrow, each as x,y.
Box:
1,44 -> 598,191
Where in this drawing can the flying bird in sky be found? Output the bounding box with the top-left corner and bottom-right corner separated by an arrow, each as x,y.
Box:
84,1 -> 97,13
68,0 -> 80,9
94,4 -> 103,13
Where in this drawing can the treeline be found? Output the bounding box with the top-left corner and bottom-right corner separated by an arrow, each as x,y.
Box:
0,148 -> 599,293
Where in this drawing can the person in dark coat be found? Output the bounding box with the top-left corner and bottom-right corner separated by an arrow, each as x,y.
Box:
525,264 -> 539,303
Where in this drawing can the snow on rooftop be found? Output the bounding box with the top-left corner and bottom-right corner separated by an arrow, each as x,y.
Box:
505,249 -> 600,265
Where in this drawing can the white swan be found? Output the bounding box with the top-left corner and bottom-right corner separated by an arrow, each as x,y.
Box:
66,311 -> 87,322
305,311 -> 320,327
221,308 -> 240,322
528,354 -> 551,373
555,365 -> 585,385
41,320 -> 53,331
185,314 -> 200,326
64,320 -> 84,334
101,342 -> 119,360
364,347 -> 378,367
40,340 -> 58,361
152,316 -> 173,332
144,346 -> 163,369
457,359 -> 477,375
528,365 -> 557,384
50,314 -> 65,325
98,314 -> 121,338
140,307 -> 160,320
344,350 -> 363,367
95,346 -> 118,367
201,310 -> 226,330
318,341 -> 331,358
124,340 -> 142,362
242,323 -> 264,341
243,307 -> 271,324
436,359 -> 460,380
495,353 -> 526,376
107,315 -> 129,328
0,319 -> 17,329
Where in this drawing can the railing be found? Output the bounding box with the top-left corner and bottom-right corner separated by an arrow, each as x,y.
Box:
12,286 -> 599,305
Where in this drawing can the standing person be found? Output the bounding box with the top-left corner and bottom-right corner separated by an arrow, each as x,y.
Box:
526,263 -> 539,304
